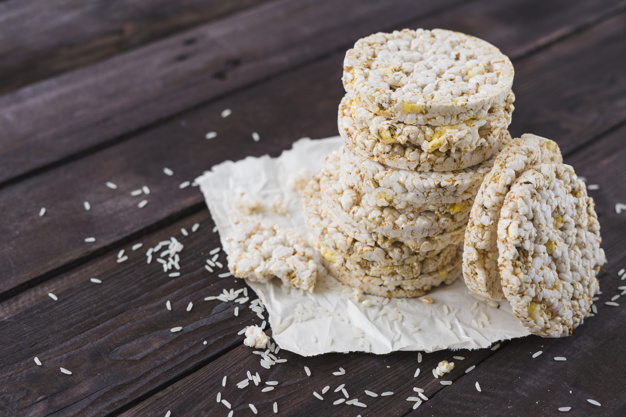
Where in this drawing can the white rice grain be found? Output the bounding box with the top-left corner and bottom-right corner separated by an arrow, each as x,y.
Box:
333,399 -> 345,405
234,307 -> 239,317
587,184 -> 600,190
322,386 -> 330,394
166,300 -> 171,311
83,201 -> 91,211
364,390 -> 378,397
222,376 -> 227,387
60,367 -> 72,375
475,381 -> 481,392
304,366 -> 311,377
165,411 -> 171,417
163,167 -> 174,176
465,365 -> 475,374
313,392 -> 323,400
273,402 -> 278,413
48,293 -> 58,301
417,352 -> 422,363
262,387 -> 274,392
90,278 -> 102,284
587,399 -> 601,407
192,223 -> 200,232
252,132 -> 260,142
558,406 -> 571,412
39,207 -> 46,217
131,189 -> 143,196
249,404 -> 258,414
186,302 -> 193,312
85,237 -> 96,242
34,357 -> 42,366
181,228 -> 188,236
605,301 -> 619,307
221,109 -> 232,118
168,272 -> 180,278
532,350 -> 543,358
206,131 -> 217,139
170,326 -> 183,332
221,399 -> 231,409
105,181 -> 117,189
132,243 -> 143,251
554,357 -> 567,361
440,381 -> 452,386
138,199 -> 148,208
334,384 -> 345,392
179,181 -> 190,189
491,343 -> 501,351
216,392 -> 221,403
381,392 -> 394,396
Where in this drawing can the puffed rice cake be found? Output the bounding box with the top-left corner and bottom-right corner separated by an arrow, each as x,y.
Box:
342,29 -> 514,124
321,151 -> 471,239
302,171 -> 461,280
463,134 -> 563,300
347,93 -> 513,152
340,146 -> 495,211
339,97 -> 512,172
305,163 -> 466,256
226,218 -> 317,291
322,249 -> 462,298
497,163 -> 606,337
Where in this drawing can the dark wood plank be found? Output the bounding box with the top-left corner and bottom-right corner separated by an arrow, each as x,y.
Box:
117,344 -> 497,417
0,0 -> 461,185
0,211 -> 264,416
2,4 -> 626,300
0,0 -> 273,95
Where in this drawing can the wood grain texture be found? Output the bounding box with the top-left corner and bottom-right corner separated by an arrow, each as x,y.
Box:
0,0 -> 460,185
0,211 -> 263,416
2,6 -> 625,300
0,0 -> 273,95
118,344 -> 497,417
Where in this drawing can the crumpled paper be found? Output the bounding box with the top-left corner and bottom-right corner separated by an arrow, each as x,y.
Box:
196,137 -> 530,356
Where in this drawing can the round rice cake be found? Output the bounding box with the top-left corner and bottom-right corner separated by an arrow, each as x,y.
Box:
321,249 -> 462,298
346,94 -> 513,152
304,161 -> 466,256
340,146 -> 494,210
497,163 -> 606,337
463,134 -> 563,300
321,151 -> 471,239
339,103 -> 512,172
302,176 -> 460,279
342,29 -> 514,124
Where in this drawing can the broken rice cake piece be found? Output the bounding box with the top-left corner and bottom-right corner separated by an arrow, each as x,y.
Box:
226,218 -> 317,291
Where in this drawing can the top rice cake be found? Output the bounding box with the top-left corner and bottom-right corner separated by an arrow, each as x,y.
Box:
343,29 -> 514,125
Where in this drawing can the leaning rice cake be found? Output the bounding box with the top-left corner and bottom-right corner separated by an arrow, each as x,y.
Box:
497,163 -> 606,337
463,134 -> 563,300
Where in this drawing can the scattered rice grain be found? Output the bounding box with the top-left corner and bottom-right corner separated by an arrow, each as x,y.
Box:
90,278 -> 102,284
364,390 -> 378,397
170,326 -> 183,332
34,357 -> 42,366
381,392 -> 394,396
333,399 -> 345,405
304,366 -> 311,377
252,132 -> 260,142
558,407 -> 571,412
48,293 -> 58,301
532,351 -> 543,358
105,182 -> 117,189
84,201 -> 91,211
554,357 -> 567,361
39,207 -> 46,217
313,391 -> 323,400
179,181 -> 190,189
85,237 -> 96,242
221,109 -> 232,118
587,399 -> 601,406
163,167 -> 174,176
605,301 -> 619,307
440,381 -> 452,386
60,367 -> 72,375
249,404 -> 258,414
465,365 -> 475,374
475,381 -> 481,392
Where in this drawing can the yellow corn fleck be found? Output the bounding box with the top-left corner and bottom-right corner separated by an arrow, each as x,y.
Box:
438,268 -> 448,279
527,302 -> 546,322
321,248 -> 335,263
401,102 -> 424,114
554,216 -> 563,229
422,296 -> 433,304
545,241 -> 557,255
379,129 -> 395,144
466,65 -> 485,79
378,67 -> 394,75
376,192 -> 393,204
448,203 -> 463,214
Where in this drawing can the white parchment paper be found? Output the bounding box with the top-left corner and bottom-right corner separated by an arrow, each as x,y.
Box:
196,137 -> 530,356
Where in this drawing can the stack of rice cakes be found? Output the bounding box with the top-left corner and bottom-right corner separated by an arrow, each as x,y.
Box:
303,29 -> 515,297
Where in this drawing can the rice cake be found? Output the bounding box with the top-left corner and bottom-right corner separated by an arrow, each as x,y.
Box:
321,249 -> 462,298
340,146 -> 495,210
497,163 -> 605,337
340,103 -> 511,172
342,29 -> 514,124
346,94 -> 513,152
463,134 -> 563,300
302,174 -> 460,279
321,151 -> 471,239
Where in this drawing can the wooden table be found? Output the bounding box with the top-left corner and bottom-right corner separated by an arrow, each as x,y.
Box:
1,0 -> 625,415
